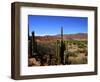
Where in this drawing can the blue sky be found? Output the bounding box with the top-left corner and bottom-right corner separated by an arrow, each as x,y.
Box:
28,15 -> 88,36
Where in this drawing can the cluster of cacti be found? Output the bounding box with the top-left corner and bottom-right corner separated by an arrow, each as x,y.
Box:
28,26 -> 67,65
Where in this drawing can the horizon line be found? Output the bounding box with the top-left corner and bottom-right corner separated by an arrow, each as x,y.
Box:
29,32 -> 87,36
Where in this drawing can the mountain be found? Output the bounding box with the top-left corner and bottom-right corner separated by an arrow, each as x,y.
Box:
34,33 -> 87,42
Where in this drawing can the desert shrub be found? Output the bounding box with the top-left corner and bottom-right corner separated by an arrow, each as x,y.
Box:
65,55 -> 87,64
36,42 -> 58,65
64,51 -> 78,64
77,49 -> 87,54
75,56 -> 87,64
37,42 -> 56,56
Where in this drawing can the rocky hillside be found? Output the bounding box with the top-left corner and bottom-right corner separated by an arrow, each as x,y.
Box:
34,33 -> 87,42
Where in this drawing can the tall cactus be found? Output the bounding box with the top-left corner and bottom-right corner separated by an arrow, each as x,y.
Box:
32,31 -> 37,56
56,40 -> 60,65
28,24 -> 32,58
60,27 -> 66,65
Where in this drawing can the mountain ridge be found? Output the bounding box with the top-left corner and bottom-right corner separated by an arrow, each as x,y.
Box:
31,33 -> 88,42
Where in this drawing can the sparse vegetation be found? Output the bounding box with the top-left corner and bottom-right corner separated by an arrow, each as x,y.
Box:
28,39 -> 88,66
28,27 -> 87,66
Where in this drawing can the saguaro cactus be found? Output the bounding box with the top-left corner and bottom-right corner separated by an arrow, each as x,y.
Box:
28,25 -> 32,58
56,40 -> 60,65
32,31 -> 37,56
60,27 -> 66,65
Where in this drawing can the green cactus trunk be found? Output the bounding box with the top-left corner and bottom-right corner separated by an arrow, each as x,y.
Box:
60,27 -> 66,65
32,31 -> 37,56
56,40 -> 60,65
28,25 -> 32,58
